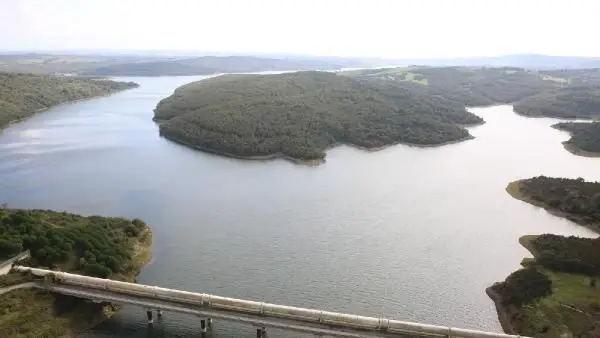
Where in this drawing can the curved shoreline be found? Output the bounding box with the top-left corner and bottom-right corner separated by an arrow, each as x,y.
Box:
1,83 -> 139,131
550,124 -> 600,158
485,235 -> 540,336
159,131 -> 475,166
505,180 -> 600,234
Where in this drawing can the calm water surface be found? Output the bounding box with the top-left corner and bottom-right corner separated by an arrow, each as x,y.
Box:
0,76 -> 598,337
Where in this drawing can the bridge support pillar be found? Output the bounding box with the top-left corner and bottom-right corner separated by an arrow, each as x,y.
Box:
200,319 -> 207,333
207,317 -> 212,326
256,326 -> 266,337
146,310 -> 153,324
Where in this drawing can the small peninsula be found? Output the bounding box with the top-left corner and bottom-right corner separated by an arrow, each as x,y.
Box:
488,235 -> 600,337
553,122 -> 600,157
489,176 -> 600,337
154,71 -> 481,163
0,72 -> 138,129
506,176 -> 600,233
0,208 -> 152,337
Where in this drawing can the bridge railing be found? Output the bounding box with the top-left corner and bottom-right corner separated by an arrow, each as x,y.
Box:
13,266 -> 527,338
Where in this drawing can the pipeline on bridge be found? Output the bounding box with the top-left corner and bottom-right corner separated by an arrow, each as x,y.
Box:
13,266 -> 525,338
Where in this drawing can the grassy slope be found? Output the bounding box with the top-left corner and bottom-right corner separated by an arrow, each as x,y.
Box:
0,210 -> 152,338
154,71 -> 480,163
0,72 -> 138,129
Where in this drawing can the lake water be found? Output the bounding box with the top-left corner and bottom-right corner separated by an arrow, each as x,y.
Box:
0,76 -> 598,337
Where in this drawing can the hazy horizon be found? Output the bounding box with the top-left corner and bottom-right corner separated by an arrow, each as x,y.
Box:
2,0 -> 600,59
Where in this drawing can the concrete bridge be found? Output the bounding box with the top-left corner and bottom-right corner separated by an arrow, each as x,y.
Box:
10,266 -> 525,338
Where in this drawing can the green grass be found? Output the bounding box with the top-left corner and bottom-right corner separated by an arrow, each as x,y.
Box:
520,269 -> 600,338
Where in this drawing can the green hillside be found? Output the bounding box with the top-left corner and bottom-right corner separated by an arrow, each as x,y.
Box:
344,66 -> 566,106
553,122 -> 600,156
513,86 -> 600,119
0,72 -> 138,128
154,71 -> 481,162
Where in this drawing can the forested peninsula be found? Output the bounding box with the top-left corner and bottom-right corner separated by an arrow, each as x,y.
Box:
154,71 -> 481,163
553,122 -> 600,157
0,72 -> 138,129
506,176 -> 600,233
0,208 -> 152,337
487,177 -> 600,337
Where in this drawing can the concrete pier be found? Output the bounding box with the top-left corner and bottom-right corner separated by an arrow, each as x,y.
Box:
146,310 -> 153,324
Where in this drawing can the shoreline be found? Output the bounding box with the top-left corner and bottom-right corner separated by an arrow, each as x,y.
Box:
550,124 -> 600,158
505,180 -> 600,235
0,84 -> 139,131
159,131 -> 475,166
485,235 -> 540,336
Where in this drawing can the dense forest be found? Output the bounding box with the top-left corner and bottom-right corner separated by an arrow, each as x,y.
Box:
532,234 -> 600,275
513,86 -> 600,119
0,208 -> 152,337
553,122 -> 600,155
0,208 -> 149,278
508,176 -> 600,231
0,72 -> 138,128
154,71 -> 481,162
345,66 -> 566,106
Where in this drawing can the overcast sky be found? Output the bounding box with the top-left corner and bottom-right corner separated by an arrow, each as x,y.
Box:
1,0 -> 598,58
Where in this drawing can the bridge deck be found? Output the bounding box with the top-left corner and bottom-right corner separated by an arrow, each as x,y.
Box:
12,266 -> 525,338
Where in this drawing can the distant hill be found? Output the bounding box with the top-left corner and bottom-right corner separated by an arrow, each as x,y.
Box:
345,66 -> 566,106
513,86 -> 600,119
82,56 -> 343,76
0,72 -> 138,128
403,54 -> 600,70
153,71 -> 480,163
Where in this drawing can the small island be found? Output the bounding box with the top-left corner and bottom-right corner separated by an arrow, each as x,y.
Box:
0,208 -> 152,337
506,176 -> 600,233
153,71 -> 482,164
553,122 -> 600,157
0,72 -> 139,129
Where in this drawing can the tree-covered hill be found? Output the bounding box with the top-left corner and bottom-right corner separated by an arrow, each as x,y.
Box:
0,72 -> 138,128
0,208 -> 150,279
553,122 -> 600,156
344,66 -> 565,106
513,86 -> 600,119
154,71 -> 481,162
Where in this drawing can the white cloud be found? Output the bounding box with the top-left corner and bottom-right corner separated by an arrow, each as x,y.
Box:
1,0 -> 598,58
